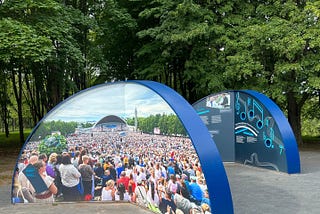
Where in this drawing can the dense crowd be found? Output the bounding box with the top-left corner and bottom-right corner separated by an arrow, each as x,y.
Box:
14,131 -> 212,214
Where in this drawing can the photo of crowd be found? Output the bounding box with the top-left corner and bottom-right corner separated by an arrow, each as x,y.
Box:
13,129 -> 213,214
12,83 -> 214,214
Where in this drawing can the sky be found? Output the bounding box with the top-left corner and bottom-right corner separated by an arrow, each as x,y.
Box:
44,82 -> 175,123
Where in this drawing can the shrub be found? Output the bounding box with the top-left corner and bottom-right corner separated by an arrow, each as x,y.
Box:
38,133 -> 67,156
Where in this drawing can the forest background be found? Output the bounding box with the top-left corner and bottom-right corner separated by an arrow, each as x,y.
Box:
0,0 -> 319,148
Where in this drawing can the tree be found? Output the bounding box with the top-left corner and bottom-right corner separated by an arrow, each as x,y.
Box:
0,70 -> 11,137
0,0 -> 94,142
62,0 -> 99,89
302,97 -> 320,137
92,0 -> 138,83
0,18 -> 53,145
136,0 -> 222,102
1,0 -> 319,146
223,0 -> 320,145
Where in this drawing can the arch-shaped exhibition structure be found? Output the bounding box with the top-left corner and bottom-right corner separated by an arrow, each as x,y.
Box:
193,90 -> 300,174
12,80 -> 234,214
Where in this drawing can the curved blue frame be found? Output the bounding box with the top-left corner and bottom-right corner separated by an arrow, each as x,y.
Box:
12,80 -> 234,213
134,80 -> 234,213
243,90 -> 300,174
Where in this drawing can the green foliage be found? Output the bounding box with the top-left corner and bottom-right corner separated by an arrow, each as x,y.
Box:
302,96 -> 320,137
92,0 -> 138,83
38,133 -> 67,156
31,120 -> 78,141
302,118 -> 320,137
127,113 -> 187,136
1,0 -> 320,145
0,18 -> 53,63
135,0 -> 223,101
220,0 -> 320,144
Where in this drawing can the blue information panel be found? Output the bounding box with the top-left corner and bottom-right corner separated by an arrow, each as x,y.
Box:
193,92 -> 235,162
193,90 -> 300,174
235,91 -> 286,171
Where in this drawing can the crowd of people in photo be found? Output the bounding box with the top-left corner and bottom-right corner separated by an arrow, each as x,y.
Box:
14,130 -> 213,214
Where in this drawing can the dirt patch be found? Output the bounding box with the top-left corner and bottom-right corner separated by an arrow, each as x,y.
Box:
0,148 -> 19,186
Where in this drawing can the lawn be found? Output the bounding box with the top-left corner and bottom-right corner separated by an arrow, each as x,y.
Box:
0,130 -> 32,148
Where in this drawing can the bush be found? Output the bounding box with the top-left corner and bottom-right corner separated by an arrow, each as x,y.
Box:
38,133 -> 68,156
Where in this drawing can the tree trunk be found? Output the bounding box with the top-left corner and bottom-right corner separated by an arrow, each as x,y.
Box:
47,64 -> 62,111
11,69 -> 24,146
187,80 -> 197,103
0,71 -> 10,137
286,91 -> 303,145
25,73 -> 39,125
4,117 -> 9,137
0,104 -> 10,137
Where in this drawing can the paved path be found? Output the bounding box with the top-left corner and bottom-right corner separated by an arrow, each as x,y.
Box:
0,149 -> 319,213
226,149 -> 320,214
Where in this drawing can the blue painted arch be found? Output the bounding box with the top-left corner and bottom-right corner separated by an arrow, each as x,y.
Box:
134,80 -> 234,213
193,89 -> 300,174
243,90 -> 300,174
12,80 -> 234,213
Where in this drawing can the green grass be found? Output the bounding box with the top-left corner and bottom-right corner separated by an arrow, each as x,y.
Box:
0,130 -> 32,148
302,136 -> 320,144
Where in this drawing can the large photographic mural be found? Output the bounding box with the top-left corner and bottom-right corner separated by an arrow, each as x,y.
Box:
12,81 -> 234,214
193,90 -> 300,174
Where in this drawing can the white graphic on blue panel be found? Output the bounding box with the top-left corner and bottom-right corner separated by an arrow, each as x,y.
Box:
235,92 -> 246,120
235,92 -> 284,154
235,123 -> 258,137
236,92 -> 264,129
248,99 -> 264,129
244,153 -> 280,172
